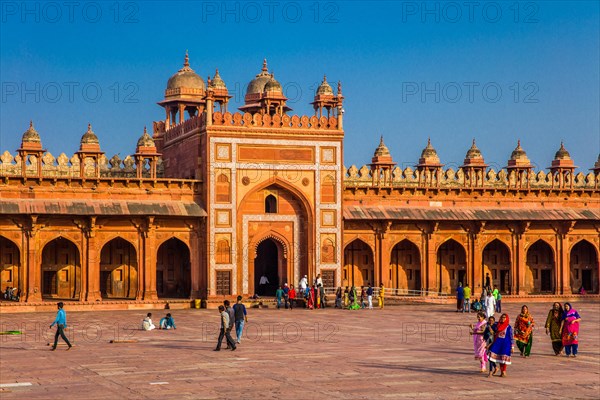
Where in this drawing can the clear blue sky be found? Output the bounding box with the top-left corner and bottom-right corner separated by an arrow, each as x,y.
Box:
1,1 -> 599,171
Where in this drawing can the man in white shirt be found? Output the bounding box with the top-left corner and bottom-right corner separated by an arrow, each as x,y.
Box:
315,274 -> 323,287
300,275 -> 307,290
215,305 -> 236,351
259,274 -> 269,295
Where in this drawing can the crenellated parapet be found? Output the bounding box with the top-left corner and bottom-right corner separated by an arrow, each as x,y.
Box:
0,150 -> 164,179
212,111 -> 339,130
343,164 -> 599,190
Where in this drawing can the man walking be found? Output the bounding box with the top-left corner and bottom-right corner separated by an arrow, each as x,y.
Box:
283,283 -> 290,309
233,296 -> 247,344
456,282 -> 464,312
367,284 -> 374,309
49,302 -> 72,351
288,285 -> 296,310
215,305 -> 236,351
492,285 -> 501,313
276,286 -> 283,309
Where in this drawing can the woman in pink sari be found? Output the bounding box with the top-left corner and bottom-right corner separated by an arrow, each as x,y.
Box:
561,303 -> 582,357
307,286 -> 315,309
470,311 -> 488,372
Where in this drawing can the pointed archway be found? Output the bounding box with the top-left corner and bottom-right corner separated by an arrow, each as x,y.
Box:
156,238 -> 191,298
343,239 -> 374,288
437,239 -> 467,294
0,236 -> 21,298
99,238 -> 137,299
390,239 -> 421,292
41,237 -> 81,300
526,240 -> 555,294
570,240 -> 598,294
254,238 -> 285,296
482,239 -> 511,293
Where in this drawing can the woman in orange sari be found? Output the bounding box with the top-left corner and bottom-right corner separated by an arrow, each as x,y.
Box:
514,305 -> 535,357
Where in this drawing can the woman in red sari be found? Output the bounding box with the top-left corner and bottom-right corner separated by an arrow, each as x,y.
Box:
488,313 -> 515,377
307,286 -> 315,310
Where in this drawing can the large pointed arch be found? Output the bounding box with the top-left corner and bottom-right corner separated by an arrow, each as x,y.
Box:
156,237 -> 191,298
100,237 -> 138,299
343,238 -> 374,287
525,239 -> 555,294
569,239 -> 599,294
482,239 -> 511,293
41,237 -> 81,300
437,239 -> 467,294
0,235 -> 21,298
390,239 -> 421,292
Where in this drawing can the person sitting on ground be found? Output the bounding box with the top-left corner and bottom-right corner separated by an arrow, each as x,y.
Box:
142,313 -> 155,331
159,313 -> 176,330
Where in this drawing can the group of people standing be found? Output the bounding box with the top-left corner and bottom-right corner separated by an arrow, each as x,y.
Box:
470,302 -> 583,377
456,280 -> 502,317
334,284 -> 385,310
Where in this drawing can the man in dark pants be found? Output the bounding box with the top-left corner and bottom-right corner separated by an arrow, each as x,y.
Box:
49,302 -> 72,350
215,305 -> 236,351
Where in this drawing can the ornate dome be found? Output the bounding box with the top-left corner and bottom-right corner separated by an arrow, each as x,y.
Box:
166,51 -> 205,91
22,120 -> 41,143
465,139 -> 483,159
246,59 -> 273,95
137,126 -> 155,148
317,75 -> 333,95
554,142 -> 571,160
209,68 -> 227,90
421,138 -> 439,159
510,140 -> 528,160
81,123 -> 99,145
264,74 -> 282,93
374,136 -> 390,157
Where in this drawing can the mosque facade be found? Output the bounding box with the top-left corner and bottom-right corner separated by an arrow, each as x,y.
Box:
1,54 -> 599,303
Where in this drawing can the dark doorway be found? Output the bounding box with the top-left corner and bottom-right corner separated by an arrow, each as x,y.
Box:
500,270 -> 509,293
254,239 -> 279,296
541,269 -> 552,292
582,269 -> 592,292
458,270 -> 466,287
100,271 -> 110,297
415,270 -> 421,291
43,271 -> 57,295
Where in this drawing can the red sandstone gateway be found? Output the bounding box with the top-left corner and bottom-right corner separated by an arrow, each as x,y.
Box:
1,55 -> 599,306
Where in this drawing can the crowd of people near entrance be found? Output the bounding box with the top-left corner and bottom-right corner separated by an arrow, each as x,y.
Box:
267,273 -> 387,311
3,286 -> 21,301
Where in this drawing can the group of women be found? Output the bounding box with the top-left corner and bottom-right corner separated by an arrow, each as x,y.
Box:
470,302 -> 582,377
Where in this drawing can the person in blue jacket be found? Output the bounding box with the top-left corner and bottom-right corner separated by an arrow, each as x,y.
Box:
49,302 -> 72,350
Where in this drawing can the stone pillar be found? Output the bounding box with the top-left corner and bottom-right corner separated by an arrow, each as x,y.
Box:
559,234 -> 570,295
472,234 -> 483,296
515,235 -> 526,295
24,228 -> 42,302
86,227 -> 101,301
373,229 -> 380,287
143,218 -> 158,300
380,233 -> 392,288
190,225 -> 201,299
425,234 -> 437,293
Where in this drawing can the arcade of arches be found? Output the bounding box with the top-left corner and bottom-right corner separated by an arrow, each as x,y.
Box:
340,227 -> 599,296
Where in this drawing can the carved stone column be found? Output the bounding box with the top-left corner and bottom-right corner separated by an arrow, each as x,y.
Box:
143,217 -> 158,300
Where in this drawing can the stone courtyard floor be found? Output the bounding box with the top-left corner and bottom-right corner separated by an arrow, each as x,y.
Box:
0,301 -> 598,399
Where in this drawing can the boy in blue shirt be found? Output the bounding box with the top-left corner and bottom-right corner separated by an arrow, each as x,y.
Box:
49,302 -> 72,350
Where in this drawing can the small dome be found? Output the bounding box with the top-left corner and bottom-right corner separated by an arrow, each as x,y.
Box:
554,142 -> 571,160
317,75 -> 333,95
246,59 -> 273,95
166,51 -> 205,91
22,120 -> 41,143
264,74 -> 282,93
374,136 -> 390,157
209,68 -> 227,90
137,126 -> 155,148
465,139 -> 483,159
421,138 -> 438,159
510,140 -> 528,160
81,123 -> 99,145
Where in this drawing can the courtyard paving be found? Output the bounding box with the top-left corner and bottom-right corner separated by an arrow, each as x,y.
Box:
0,301 -> 598,399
